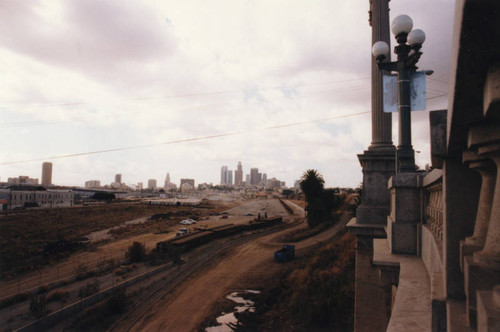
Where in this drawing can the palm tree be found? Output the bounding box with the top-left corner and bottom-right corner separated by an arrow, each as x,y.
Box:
299,169 -> 325,203
300,169 -> 325,227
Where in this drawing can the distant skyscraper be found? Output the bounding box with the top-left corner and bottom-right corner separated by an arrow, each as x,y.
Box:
250,168 -> 259,186
41,162 -> 52,187
220,166 -> 228,185
235,161 -> 243,186
137,182 -> 143,190
164,172 -> 171,190
262,173 -> 267,186
228,170 -> 233,185
148,179 -> 157,190
115,174 -> 122,184
245,174 -> 250,185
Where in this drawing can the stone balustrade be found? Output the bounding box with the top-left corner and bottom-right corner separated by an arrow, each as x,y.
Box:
425,182 -> 443,243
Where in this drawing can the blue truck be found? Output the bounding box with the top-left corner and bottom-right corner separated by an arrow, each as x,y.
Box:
274,245 -> 295,262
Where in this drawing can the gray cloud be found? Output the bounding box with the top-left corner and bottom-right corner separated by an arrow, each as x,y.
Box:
0,1 -> 177,82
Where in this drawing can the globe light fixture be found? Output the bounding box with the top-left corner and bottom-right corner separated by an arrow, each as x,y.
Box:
408,29 -> 426,50
372,41 -> 390,61
391,15 -> 413,36
371,15 -> 428,173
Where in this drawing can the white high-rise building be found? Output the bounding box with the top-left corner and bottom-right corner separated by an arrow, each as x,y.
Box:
220,166 -> 228,185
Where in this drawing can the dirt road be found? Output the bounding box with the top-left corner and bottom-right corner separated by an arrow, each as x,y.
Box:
133,203 -> 348,332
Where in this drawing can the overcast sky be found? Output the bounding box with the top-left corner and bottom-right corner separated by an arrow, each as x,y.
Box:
0,0 -> 454,188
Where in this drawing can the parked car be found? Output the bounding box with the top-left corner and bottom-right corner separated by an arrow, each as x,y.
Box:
175,228 -> 189,237
180,219 -> 197,225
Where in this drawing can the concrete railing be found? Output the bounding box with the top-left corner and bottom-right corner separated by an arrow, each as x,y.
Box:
423,170 -> 443,245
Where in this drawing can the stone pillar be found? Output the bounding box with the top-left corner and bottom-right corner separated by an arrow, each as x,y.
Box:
356,0 -> 396,226
348,2 -> 395,330
369,0 -> 392,148
354,236 -> 390,332
386,172 -> 422,254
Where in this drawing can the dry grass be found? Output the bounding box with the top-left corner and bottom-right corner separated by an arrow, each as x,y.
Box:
0,201 -> 221,279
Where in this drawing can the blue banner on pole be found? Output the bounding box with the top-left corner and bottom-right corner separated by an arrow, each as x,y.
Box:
383,71 -> 427,112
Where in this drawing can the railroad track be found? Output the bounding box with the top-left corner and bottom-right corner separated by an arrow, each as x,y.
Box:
106,222 -> 295,332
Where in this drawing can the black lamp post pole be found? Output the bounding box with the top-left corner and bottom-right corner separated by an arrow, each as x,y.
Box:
395,34 -> 415,173
375,33 -> 421,173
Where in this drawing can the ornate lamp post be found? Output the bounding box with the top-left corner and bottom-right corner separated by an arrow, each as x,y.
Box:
371,15 -> 426,173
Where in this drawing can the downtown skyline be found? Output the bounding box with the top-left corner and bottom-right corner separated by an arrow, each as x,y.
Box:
0,1 -> 453,188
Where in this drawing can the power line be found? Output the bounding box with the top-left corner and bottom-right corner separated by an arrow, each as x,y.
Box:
0,111 -> 371,165
0,83 -> 372,129
0,90 -> 449,165
0,77 -> 371,111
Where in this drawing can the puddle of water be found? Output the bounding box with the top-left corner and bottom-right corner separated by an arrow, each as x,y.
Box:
205,290 -> 261,331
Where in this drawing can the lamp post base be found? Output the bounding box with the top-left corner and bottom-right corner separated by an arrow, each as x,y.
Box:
396,147 -> 415,173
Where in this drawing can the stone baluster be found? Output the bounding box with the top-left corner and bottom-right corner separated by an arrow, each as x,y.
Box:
462,151 -> 496,251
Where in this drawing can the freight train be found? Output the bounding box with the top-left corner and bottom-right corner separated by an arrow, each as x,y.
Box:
156,216 -> 283,254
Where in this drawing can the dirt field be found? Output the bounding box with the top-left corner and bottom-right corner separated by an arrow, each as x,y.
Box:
132,202 -> 347,331
0,199 -> 241,301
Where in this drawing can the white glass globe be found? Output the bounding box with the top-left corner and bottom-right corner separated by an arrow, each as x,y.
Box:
391,15 -> 413,36
408,29 -> 426,46
372,41 -> 390,59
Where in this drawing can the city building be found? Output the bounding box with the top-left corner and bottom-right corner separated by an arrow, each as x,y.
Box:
180,178 -> 195,192
262,173 -> 267,186
250,168 -> 259,186
0,188 -> 73,209
115,174 -> 122,184
147,179 -> 157,190
245,174 -> 250,185
227,170 -> 233,185
220,166 -> 228,185
7,176 -> 39,186
164,172 -> 171,190
235,161 -> 243,186
137,182 -> 143,190
85,180 -> 101,189
41,162 -> 52,187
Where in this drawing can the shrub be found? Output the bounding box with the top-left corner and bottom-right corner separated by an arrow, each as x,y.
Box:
78,279 -> 100,299
285,232 -> 355,330
46,289 -> 70,303
127,242 -> 146,263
